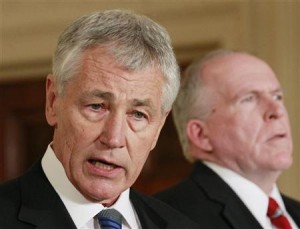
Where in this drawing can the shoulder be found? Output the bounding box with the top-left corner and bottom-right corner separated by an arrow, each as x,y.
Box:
0,178 -> 23,225
0,161 -> 45,216
132,188 -> 187,211
130,189 -> 198,229
153,170 -> 217,209
282,194 -> 300,209
282,194 -> 300,225
0,178 -> 22,206
282,194 -> 300,203
154,178 -> 195,201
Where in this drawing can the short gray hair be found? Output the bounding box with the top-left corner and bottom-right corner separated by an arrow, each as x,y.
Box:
173,49 -> 235,162
52,9 -> 179,113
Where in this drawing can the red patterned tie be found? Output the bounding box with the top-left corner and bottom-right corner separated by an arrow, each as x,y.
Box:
267,197 -> 292,229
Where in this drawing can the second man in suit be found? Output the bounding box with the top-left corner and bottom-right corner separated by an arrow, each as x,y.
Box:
156,49 -> 300,228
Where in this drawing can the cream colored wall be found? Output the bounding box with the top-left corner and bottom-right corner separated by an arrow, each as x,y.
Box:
1,0 -> 299,199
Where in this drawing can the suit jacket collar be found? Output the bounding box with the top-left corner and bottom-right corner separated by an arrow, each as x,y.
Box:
130,189 -> 167,229
18,161 -> 77,229
191,161 -> 263,229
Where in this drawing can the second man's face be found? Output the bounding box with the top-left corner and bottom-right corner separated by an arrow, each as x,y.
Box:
46,46 -> 168,204
203,54 -> 293,178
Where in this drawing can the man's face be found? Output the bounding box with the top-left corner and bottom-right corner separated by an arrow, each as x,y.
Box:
46,46 -> 168,204
203,54 -> 293,178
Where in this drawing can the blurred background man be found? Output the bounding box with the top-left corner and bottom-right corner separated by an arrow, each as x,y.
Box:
156,50 -> 300,228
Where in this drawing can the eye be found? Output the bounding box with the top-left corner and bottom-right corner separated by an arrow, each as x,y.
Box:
273,93 -> 283,101
241,94 -> 255,103
132,111 -> 147,120
128,110 -> 149,132
89,103 -> 105,111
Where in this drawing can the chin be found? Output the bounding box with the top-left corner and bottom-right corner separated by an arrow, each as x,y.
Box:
276,155 -> 293,170
82,188 -> 118,203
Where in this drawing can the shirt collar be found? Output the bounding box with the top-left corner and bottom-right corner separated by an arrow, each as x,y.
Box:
41,144 -> 138,229
108,189 -> 140,229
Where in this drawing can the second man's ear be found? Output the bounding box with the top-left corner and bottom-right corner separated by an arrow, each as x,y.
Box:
186,119 -> 213,152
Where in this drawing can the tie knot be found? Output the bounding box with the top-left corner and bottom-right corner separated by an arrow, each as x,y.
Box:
97,209 -> 122,229
267,197 -> 283,218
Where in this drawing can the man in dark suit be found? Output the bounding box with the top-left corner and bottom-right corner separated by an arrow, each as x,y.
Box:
156,50 -> 300,228
0,9 -> 197,229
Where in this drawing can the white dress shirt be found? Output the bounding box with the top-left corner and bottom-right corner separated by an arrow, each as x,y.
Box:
42,144 -> 141,229
204,161 -> 298,229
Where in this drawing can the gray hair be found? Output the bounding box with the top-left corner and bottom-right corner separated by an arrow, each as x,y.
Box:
173,49 -> 235,162
52,9 -> 179,113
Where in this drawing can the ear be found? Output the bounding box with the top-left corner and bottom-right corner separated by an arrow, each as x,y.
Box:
45,74 -> 59,127
150,111 -> 170,150
186,119 -> 213,152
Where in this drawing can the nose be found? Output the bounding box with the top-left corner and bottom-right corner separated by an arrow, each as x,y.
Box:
99,113 -> 126,149
264,98 -> 285,121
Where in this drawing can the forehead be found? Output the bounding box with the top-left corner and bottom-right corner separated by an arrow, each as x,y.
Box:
80,46 -> 163,82
202,54 -> 281,98
66,46 -> 165,107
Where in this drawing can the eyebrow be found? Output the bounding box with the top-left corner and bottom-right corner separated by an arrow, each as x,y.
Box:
80,89 -> 157,113
90,90 -> 114,100
79,89 -> 114,103
132,98 -> 152,107
270,88 -> 283,94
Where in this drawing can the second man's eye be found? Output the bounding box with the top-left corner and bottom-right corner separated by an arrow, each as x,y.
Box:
241,94 -> 255,103
273,94 -> 283,101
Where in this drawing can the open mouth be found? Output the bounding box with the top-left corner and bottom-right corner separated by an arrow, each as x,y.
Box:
88,159 -> 117,171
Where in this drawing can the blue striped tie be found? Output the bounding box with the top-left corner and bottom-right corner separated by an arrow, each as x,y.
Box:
97,209 -> 122,229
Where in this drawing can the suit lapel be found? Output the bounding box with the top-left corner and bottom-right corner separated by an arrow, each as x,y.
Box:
221,197 -> 264,229
18,161 -> 76,229
191,162 -> 263,229
130,189 -> 167,229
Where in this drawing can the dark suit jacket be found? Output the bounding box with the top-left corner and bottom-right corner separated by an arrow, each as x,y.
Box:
0,161 -> 198,229
155,161 -> 300,229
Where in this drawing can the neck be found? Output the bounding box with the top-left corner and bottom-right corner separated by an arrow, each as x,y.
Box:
102,196 -> 120,207
241,171 -> 280,195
